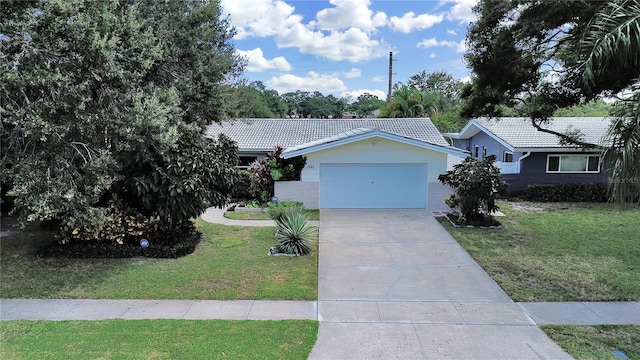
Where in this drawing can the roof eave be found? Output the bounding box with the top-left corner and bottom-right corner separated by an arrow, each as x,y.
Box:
282,130 -> 469,159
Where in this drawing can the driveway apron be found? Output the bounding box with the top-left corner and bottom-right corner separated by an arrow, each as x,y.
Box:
309,209 -> 573,360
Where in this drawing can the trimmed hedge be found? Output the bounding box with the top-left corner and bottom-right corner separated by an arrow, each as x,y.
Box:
38,231 -> 202,259
522,183 -> 608,202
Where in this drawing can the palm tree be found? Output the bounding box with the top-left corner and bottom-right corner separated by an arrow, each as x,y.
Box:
580,0 -> 640,203
386,86 -> 441,118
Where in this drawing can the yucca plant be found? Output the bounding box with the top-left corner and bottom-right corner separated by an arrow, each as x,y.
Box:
275,209 -> 317,256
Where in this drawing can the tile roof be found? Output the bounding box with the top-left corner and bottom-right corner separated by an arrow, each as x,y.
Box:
470,117 -> 612,149
205,118 -> 451,150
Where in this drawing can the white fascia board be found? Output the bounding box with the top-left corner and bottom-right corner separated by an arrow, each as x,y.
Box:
282,130 -> 469,159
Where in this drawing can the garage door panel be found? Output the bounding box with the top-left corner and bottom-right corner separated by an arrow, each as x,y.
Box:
320,164 -> 427,208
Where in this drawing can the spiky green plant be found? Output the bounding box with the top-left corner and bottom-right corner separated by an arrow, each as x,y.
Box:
275,209 -> 317,256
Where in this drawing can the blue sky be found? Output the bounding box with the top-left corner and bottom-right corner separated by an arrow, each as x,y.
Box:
220,0 -> 477,101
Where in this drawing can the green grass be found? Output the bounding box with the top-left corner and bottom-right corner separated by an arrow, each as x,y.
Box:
225,209 -> 320,221
0,220 -> 317,300
0,319 -> 318,360
439,202 -> 640,301
542,325 -> 640,360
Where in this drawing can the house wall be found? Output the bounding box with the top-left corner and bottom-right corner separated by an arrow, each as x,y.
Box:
468,132 -> 513,161
301,137 -> 449,182
274,181 -> 319,209
505,152 -> 610,193
275,137 -> 452,210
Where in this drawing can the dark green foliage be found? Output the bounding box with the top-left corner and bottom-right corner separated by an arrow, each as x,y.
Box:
1,0 -> 243,240
224,81 -> 288,118
38,223 -> 201,259
275,208 -> 317,256
523,183 -> 611,202
124,134 -> 239,230
281,91 -> 346,119
438,155 -> 507,223
347,93 -> 386,117
230,169 -> 254,202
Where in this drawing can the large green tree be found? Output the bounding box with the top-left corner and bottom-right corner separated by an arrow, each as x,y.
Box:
347,93 -> 385,118
463,0 -> 640,202
1,0 -> 244,237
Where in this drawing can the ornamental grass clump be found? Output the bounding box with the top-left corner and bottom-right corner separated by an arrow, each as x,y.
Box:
275,209 -> 317,256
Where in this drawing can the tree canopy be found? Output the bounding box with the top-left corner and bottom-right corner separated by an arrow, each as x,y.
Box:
462,0 -> 640,203
1,0 -> 244,238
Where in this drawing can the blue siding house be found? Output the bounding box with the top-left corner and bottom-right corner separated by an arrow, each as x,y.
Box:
444,117 -> 611,194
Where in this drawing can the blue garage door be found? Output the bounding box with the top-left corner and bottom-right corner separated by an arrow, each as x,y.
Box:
319,163 -> 428,208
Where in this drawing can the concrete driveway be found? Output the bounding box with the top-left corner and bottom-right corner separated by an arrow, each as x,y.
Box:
309,209 -> 573,360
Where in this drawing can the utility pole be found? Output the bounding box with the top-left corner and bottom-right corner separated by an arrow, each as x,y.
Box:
387,51 -> 393,102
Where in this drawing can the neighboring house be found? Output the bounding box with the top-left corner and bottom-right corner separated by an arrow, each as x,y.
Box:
443,117 -> 611,193
206,118 -> 468,210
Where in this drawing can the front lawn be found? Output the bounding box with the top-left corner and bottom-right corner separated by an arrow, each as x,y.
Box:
543,325 -> 640,360
0,319 -> 318,360
0,220 -> 317,300
439,202 -> 640,301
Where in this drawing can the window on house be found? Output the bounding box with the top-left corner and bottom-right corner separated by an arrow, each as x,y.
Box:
238,156 -> 258,169
474,145 -> 479,159
546,155 -> 600,173
504,152 -> 513,163
482,147 -> 487,159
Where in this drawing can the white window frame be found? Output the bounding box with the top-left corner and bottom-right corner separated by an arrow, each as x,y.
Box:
546,154 -> 600,173
474,145 -> 479,159
503,151 -> 514,163
482,146 -> 487,159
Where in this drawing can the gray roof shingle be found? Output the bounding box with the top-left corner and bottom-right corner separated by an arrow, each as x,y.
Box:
471,117 -> 612,149
205,118 -> 451,150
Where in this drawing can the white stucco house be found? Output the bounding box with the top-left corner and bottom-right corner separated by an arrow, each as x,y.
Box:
206,118 -> 468,210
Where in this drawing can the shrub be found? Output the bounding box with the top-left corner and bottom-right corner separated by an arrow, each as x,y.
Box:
438,155 -> 507,223
230,169 -> 254,202
250,146 -> 306,203
58,195 -> 155,245
267,201 -> 304,222
274,208 -> 317,256
523,183 -> 609,202
39,222 -> 201,258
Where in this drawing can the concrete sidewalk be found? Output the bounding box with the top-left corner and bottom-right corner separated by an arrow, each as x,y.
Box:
0,299 -> 316,321
200,207 -> 319,227
2,298 -> 637,325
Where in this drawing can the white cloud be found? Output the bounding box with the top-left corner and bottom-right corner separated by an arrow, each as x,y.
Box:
389,12 -> 444,33
429,53 -> 437,59
222,0 -> 387,63
372,76 -> 385,82
236,48 -> 292,72
276,25 -> 385,62
342,68 -> 362,79
266,71 -> 347,94
417,38 -> 467,53
460,75 -> 472,83
315,0 -> 387,33
342,89 -> 387,102
446,0 -> 478,23
447,29 -> 457,36
221,0 -> 302,40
